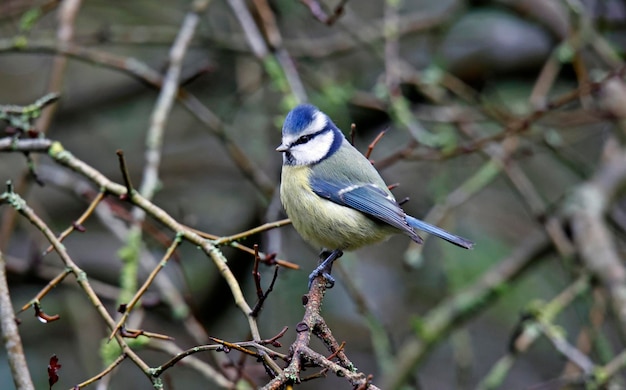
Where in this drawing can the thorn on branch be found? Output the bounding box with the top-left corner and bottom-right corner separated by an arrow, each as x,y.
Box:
116,149 -> 134,200
208,336 -> 258,357
251,244 -> 281,317
72,221 -> 86,232
260,326 -> 289,348
34,302 -> 60,324
252,244 -> 262,299
120,326 -> 174,340
365,129 -> 387,160
326,341 -> 346,360
301,368 -> 329,382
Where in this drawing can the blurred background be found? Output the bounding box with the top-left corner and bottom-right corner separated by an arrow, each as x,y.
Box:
1,0 -> 626,389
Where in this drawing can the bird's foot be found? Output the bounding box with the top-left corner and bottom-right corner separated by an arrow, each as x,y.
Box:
308,250 -> 343,289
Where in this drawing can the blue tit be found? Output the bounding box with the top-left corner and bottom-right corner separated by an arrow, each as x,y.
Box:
277,104 -> 473,287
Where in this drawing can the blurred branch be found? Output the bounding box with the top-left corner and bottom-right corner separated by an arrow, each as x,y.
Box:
383,229 -> 551,389
0,39 -> 276,198
114,0 -> 211,351
45,4 -> 459,58
299,0 -> 348,25
477,274 -> 591,390
374,65 -> 626,165
227,0 -> 307,105
137,0 -> 208,205
335,262 -> 396,376
565,139 -> 626,334
37,0 -> 81,132
0,0 -> 81,270
382,0 -> 437,147
0,250 -> 34,390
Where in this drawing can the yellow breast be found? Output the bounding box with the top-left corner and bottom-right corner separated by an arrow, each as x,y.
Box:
280,165 -> 392,250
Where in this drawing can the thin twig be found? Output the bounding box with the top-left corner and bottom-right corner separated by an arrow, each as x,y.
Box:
73,353 -> 126,389
212,218 -> 292,246
0,189 -> 156,382
20,269 -> 71,312
116,150 -> 134,198
108,236 -> 182,340
43,189 -> 106,255
0,39 -> 276,198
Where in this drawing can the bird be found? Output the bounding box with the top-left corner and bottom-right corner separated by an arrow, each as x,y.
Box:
276,104 -> 473,288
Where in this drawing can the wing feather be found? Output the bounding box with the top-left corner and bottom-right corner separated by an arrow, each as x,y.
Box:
310,177 -> 423,243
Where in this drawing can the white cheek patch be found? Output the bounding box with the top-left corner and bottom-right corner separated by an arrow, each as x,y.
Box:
290,131 -> 335,165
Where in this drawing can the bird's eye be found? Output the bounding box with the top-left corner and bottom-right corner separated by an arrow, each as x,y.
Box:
295,134 -> 313,145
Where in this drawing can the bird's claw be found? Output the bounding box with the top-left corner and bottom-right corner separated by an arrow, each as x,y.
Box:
308,249 -> 343,290
307,268 -> 335,289
309,263 -> 335,290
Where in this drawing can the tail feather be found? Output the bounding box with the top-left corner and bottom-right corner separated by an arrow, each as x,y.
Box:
405,216 -> 474,249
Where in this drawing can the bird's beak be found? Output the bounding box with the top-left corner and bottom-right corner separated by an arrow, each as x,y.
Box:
276,143 -> 289,152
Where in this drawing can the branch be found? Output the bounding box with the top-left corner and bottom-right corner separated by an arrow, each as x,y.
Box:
0,250 -> 34,390
383,229 -> 550,389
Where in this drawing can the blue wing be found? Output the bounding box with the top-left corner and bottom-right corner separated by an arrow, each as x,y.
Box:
406,216 -> 474,249
310,177 -> 423,244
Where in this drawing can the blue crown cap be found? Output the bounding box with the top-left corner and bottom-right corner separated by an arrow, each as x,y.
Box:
282,104 -> 320,136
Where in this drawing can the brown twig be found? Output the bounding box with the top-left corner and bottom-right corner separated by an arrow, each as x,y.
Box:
108,236 -> 182,341
365,130 -> 386,160
120,327 -> 174,341
212,218 -> 293,246
115,150 -> 135,199
251,263 -> 280,317
0,187 -> 155,383
73,353 -> 126,389
20,269 -> 71,312
260,326 -> 289,347
43,190 -> 106,255
189,223 -> 299,270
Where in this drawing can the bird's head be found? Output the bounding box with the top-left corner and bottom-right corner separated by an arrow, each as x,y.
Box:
276,104 -> 342,166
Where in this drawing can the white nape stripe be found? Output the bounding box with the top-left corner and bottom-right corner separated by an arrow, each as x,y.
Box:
303,111 -> 328,135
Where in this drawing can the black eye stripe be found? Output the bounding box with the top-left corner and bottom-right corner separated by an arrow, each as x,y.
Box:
291,129 -> 326,147
293,134 -> 311,146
